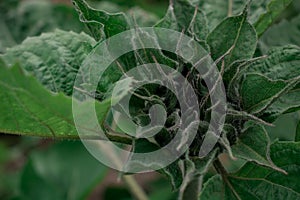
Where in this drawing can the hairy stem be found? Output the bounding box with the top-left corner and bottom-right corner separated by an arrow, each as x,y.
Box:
181,176 -> 203,200
213,159 -> 241,200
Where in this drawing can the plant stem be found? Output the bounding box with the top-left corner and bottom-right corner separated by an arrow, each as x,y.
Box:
94,139 -> 148,200
228,0 -> 233,17
181,176 -> 203,200
109,113 -> 148,200
105,133 -> 132,144
213,159 -> 241,200
123,175 -> 149,200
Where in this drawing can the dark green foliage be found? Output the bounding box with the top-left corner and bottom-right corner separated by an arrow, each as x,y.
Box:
0,0 -> 299,199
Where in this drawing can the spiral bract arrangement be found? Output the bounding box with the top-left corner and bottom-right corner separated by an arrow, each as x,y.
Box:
72,28 -> 227,173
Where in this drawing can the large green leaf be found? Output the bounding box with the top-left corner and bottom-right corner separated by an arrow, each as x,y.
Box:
156,0 -> 208,42
247,45 -> 300,80
231,124 -> 284,172
223,56 -> 269,88
254,0 -> 293,37
18,141 -> 107,200
239,73 -> 287,113
1,29 -> 96,96
230,141 -> 300,199
0,60 -> 110,139
201,141 -> 300,199
72,0 -> 130,41
73,0 -> 158,34
207,11 -> 257,67
262,89 -> 300,122
244,46 -> 300,120
72,0 -> 166,93
0,0 -> 85,53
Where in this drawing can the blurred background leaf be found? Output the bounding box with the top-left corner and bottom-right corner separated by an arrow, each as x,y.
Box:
16,141 -> 107,200
0,0 -> 86,53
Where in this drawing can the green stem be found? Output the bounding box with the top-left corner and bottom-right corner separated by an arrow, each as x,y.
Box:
123,175 -> 149,200
0,131 -> 132,144
103,123 -> 132,144
181,176 -> 203,200
213,159 -> 241,200
109,113 -> 148,200
228,0 -> 233,17
94,135 -> 148,200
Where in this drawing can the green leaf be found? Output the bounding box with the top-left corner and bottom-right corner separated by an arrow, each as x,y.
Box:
19,141 -> 107,200
262,89 -> 300,122
224,56 -> 268,88
207,11 -> 257,67
126,7 -> 159,27
240,73 -> 287,113
200,175 -> 236,200
72,0 -> 130,41
148,178 -> 178,200
260,15 -> 300,52
72,0 -> 159,97
125,139 -> 161,171
198,0 -> 243,31
127,141 -> 217,195
191,149 -> 218,176
231,124 -> 284,172
125,138 -> 184,190
198,0 -> 269,31
254,0 -> 293,37
201,141 -> 300,199
244,46 -> 300,120
247,1 -> 273,24
87,1 -> 122,13
160,161 -> 184,191
156,0 -> 208,41
231,141 -> 300,199
265,112 -> 300,141
0,0 -> 85,53
247,45 -> 300,80
1,29 -> 96,96
178,149 -> 218,200
94,0 -> 168,18
130,27 -> 177,71
0,61 -> 110,139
